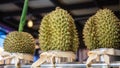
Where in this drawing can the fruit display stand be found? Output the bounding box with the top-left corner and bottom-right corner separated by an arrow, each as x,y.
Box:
86,48 -> 120,67
2,48 -> 120,68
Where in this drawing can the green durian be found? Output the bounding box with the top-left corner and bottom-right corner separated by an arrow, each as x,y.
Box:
4,0 -> 35,54
4,31 -> 35,54
95,9 -> 120,49
83,16 -> 99,50
39,7 -> 79,52
83,8 -> 120,50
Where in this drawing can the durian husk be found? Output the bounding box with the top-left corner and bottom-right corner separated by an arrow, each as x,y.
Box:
39,7 -> 79,52
95,9 -> 120,49
83,16 -> 99,50
83,8 -> 120,50
4,31 -> 35,54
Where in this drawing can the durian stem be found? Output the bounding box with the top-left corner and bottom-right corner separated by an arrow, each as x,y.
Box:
18,0 -> 28,32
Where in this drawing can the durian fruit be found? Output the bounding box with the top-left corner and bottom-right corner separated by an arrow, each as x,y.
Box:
83,8 -> 120,50
39,7 -> 79,52
4,0 -> 35,54
83,16 -> 99,50
4,31 -> 35,54
39,14 -> 52,51
95,9 -> 120,49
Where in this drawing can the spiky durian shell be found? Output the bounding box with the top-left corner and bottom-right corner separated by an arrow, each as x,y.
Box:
39,7 -> 79,52
83,9 -> 120,50
95,9 -> 120,49
83,16 -> 99,50
4,31 -> 35,54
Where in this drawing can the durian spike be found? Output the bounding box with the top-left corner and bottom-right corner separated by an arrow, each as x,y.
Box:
18,0 -> 28,32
